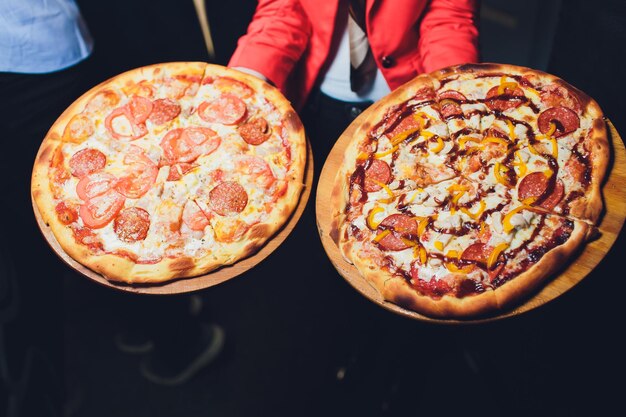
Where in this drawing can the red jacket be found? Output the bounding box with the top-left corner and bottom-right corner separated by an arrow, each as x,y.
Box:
229,0 -> 479,109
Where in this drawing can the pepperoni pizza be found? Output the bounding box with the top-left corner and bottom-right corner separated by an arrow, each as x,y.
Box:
32,63 -> 306,284
333,63 -> 609,318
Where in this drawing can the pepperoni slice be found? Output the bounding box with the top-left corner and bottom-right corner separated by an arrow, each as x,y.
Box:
63,114 -> 94,144
376,214 -> 418,251
167,163 -> 195,181
517,172 -> 565,210
387,112 -> 423,139
128,96 -> 153,124
114,207 -> 150,242
79,189 -> 125,229
182,201 -> 210,231
438,90 -> 466,119
363,159 -> 392,192
149,98 -> 181,125
76,172 -> 117,201
69,148 -> 106,178
209,181 -> 248,216
485,85 -> 525,111
538,106 -> 580,137
460,243 -> 488,263
539,180 -> 564,210
239,118 -> 271,145
198,93 -> 247,125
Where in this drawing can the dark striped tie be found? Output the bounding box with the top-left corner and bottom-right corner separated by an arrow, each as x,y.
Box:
348,0 -> 377,93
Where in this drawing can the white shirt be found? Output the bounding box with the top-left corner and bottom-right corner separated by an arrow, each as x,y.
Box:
0,0 -> 93,73
319,18 -> 390,102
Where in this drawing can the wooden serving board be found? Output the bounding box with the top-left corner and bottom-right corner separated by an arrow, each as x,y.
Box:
34,141 -> 313,295
316,118 -> 626,324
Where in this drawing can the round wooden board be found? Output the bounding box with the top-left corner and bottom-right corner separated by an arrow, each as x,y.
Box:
34,140 -> 313,295
316,115 -> 626,324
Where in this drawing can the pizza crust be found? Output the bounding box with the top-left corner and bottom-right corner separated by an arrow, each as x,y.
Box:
32,62 -> 306,284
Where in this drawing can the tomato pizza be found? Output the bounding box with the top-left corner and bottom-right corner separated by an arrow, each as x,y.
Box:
32,63 -> 306,284
332,63 -> 609,318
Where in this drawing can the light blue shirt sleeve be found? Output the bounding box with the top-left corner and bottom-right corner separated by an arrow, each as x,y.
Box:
0,0 -> 93,74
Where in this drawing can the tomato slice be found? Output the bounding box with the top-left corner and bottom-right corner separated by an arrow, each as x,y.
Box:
76,172 -> 117,201
115,146 -> 158,199
79,189 -> 125,229
116,166 -> 158,199
105,106 -> 148,140
182,200 -> 210,231
160,127 -> 220,164
128,96 -> 153,124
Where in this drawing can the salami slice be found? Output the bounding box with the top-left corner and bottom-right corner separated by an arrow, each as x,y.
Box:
209,181 -> 248,216
198,94 -> 247,125
149,98 -> 181,125
69,148 -> 106,178
518,172 -> 565,210
376,214 -> 418,251
460,243 -> 488,263
538,106 -> 580,137
438,90 -> 466,119
114,207 -> 150,242
485,85 -> 525,112
363,159 -> 392,192
239,118 -> 271,145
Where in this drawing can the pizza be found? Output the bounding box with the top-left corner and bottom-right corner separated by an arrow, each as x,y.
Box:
31,62 -> 306,284
332,63 -> 609,318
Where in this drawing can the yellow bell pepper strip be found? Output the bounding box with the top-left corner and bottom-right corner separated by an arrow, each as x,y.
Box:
429,136 -> 445,153
371,180 -> 395,203
458,136 -> 481,149
494,162 -> 512,187
367,207 -> 385,229
374,145 -> 398,159
460,199 -> 486,220
487,243 -> 509,269
481,136 -> 509,146
446,262 -> 475,274
512,151 -> 527,177
373,229 -> 391,243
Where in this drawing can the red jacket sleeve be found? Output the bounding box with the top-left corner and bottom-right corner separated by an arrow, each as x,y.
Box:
418,0 -> 479,72
228,0 -> 312,89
